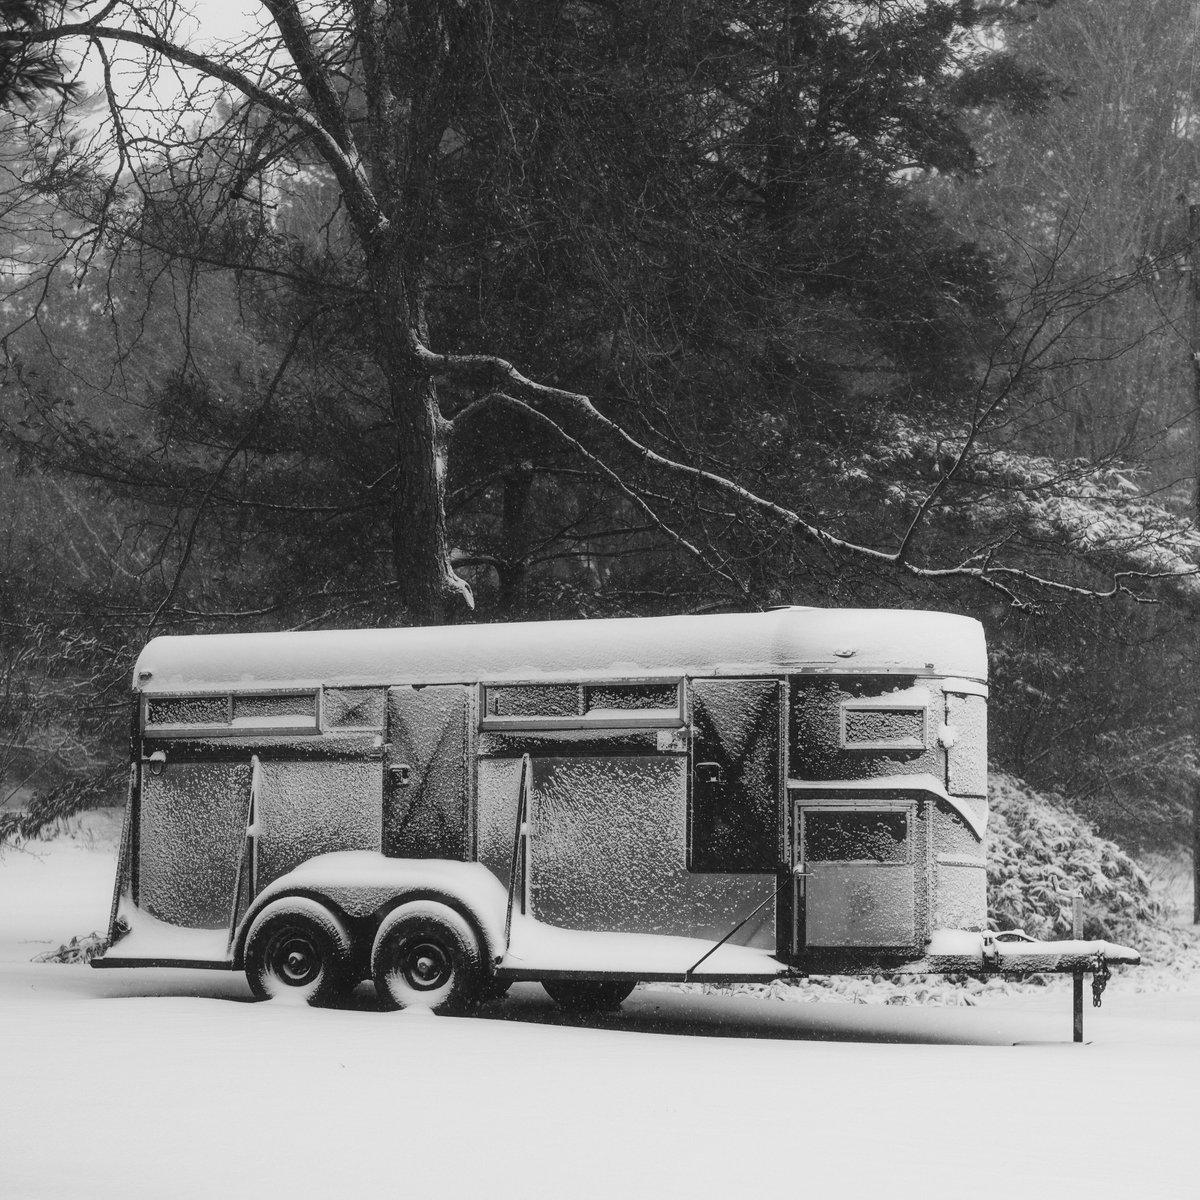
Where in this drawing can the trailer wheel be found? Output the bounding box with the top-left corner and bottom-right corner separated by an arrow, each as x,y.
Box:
542,980 -> 636,1012
481,978 -> 513,1003
244,898 -> 353,1006
371,901 -> 483,1014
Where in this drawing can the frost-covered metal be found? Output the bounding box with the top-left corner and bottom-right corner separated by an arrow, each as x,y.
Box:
528,756 -> 775,946
690,678 -> 781,874
384,686 -> 469,860
255,756 -> 381,889
138,760 -> 250,927
97,607 -> 1138,1027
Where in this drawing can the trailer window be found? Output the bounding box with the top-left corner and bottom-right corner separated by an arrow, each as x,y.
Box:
232,692 -> 316,725
480,681 -> 683,730
840,704 -> 926,750
583,683 -> 679,712
485,684 -> 580,718
145,695 -> 227,728
143,689 -> 320,736
804,810 -> 909,864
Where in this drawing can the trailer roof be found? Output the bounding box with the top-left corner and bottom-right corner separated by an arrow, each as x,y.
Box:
133,608 -> 986,694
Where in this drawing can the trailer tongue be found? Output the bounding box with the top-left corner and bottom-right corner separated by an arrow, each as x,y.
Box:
919,927 -> 1140,1041
922,926 -> 1140,972
981,929 -> 1140,974
984,929 -> 1139,1042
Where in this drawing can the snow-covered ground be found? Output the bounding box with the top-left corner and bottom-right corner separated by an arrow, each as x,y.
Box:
2,814 -> 1198,1200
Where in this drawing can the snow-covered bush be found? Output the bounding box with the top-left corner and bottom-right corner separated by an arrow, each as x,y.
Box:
0,771 -> 123,848
987,770 -> 1161,942
33,932 -> 107,964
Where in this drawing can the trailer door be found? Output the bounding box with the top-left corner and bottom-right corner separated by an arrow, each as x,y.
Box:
792,799 -> 916,950
384,685 -> 470,859
138,756 -> 251,928
689,678 -> 782,872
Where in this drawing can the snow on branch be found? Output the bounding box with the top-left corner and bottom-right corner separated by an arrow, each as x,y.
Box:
441,348 -> 1200,609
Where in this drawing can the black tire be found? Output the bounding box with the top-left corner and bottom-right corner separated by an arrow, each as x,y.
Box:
480,978 -> 513,1003
371,901 -> 483,1014
542,979 -> 636,1012
244,898 -> 353,1006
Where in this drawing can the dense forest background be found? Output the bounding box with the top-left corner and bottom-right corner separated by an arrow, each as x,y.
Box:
1,1 -> 1198,878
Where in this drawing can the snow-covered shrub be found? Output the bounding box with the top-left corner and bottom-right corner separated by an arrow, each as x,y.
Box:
0,770 -> 123,847
33,932 -> 108,964
987,771 -> 1161,942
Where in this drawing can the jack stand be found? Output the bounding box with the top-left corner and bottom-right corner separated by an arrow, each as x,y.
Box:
1072,970 -> 1085,1043
1071,894 -> 1086,1044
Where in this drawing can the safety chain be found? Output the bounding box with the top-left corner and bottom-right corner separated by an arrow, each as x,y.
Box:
1091,954 -> 1111,1008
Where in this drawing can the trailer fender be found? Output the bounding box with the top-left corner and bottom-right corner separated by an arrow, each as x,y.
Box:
234,852 -> 510,967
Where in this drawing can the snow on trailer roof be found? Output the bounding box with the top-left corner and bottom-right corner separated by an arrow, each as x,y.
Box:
132,607 -> 987,694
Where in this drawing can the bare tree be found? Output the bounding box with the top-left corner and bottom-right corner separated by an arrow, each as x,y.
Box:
5,0 -> 1198,628
4,1 -> 1200,857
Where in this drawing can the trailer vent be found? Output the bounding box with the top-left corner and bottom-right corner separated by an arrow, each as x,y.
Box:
325,687 -> 386,729
840,705 -> 926,751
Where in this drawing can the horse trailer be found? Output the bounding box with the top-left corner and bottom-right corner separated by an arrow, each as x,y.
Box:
94,608 -> 1137,1017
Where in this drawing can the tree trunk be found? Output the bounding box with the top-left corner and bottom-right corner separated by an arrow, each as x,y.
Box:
1189,202 -> 1200,924
498,462 -> 534,613
387,368 -> 472,625
370,244 -> 472,627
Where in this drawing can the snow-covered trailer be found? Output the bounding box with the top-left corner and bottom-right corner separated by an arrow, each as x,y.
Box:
94,608 -> 1138,1016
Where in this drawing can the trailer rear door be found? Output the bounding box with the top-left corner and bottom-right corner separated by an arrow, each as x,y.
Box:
138,757 -> 251,929
792,799 -> 916,950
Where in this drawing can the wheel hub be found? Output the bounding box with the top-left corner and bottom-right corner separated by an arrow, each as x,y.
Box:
403,940 -> 451,991
276,935 -> 320,986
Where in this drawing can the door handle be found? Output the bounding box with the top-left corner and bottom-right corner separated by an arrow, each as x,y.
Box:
142,750 -> 167,777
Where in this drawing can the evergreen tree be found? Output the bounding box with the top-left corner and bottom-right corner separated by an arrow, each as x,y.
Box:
3,2 -> 1199,842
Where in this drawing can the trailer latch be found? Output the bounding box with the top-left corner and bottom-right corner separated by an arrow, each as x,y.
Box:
981,927 -> 1034,969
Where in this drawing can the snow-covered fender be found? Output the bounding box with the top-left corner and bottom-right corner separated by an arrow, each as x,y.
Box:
232,852 -> 511,969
